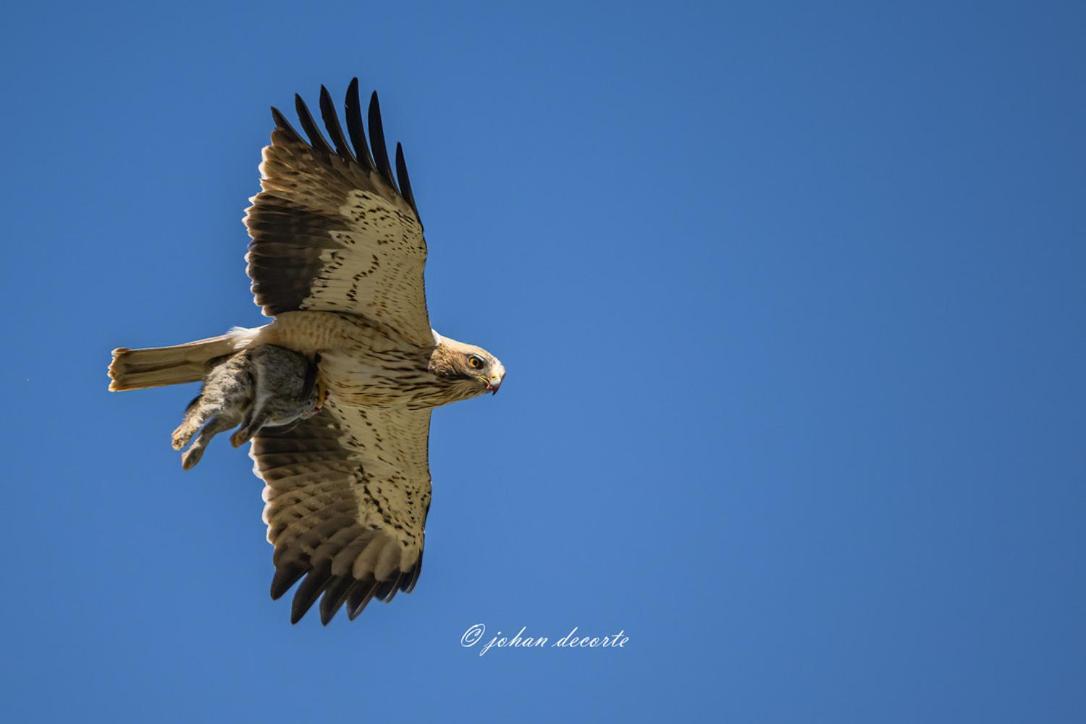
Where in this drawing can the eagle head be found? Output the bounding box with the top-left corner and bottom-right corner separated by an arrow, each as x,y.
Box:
428,332 -> 505,399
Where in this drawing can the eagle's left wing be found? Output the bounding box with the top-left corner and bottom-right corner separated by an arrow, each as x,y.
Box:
251,398 -> 432,624
244,79 -> 433,346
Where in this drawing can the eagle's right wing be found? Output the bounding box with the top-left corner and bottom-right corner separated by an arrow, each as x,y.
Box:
251,398 -> 432,624
244,79 -> 432,346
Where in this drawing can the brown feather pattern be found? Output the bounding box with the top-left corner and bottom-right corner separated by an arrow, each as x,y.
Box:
245,79 -> 430,346
251,398 -> 429,624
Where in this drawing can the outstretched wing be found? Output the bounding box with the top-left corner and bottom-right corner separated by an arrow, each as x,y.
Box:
251,398 -> 432,624
244,79 -> 432,345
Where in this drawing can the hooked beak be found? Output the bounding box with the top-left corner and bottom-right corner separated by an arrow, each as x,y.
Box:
485,364 -> 506,395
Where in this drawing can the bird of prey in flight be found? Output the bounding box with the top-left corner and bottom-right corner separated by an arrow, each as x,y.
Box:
108,78 -> 506,624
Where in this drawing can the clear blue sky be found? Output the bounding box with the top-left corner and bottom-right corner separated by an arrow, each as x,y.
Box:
2,1 -> 1084,722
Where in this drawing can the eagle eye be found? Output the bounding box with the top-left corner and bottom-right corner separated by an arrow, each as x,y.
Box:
467,354 -> 485,370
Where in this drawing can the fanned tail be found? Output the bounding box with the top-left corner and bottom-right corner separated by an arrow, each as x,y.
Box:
108,330 -> 258,391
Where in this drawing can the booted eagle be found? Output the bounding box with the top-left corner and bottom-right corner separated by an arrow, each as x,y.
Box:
108,78 -> 505,624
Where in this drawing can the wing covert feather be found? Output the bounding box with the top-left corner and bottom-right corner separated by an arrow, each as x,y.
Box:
251,399 -> 432,624
244,80 -> 430,345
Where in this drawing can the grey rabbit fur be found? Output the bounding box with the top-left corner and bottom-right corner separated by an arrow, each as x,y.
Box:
171,345 -> 322,469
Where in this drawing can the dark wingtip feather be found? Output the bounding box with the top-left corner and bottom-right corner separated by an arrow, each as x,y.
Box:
395,142 -> 421,222
270,106 -> 303,144
402,555 -> 423,593
294,93 -> 333,155
290,563 -> 332,624
375,574 -> 402,603
345,78 -> 375,171
367,91 -> 395,187
319,576 -> 356,625
347,578 -> 378,620
319,85 -> 353,161
270,564 -> 306,600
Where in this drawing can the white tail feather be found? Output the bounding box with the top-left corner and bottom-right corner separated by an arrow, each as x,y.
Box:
108,328 -> 265,391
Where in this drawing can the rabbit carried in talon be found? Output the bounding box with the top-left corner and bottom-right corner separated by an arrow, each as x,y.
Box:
171,345 -> 323,469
